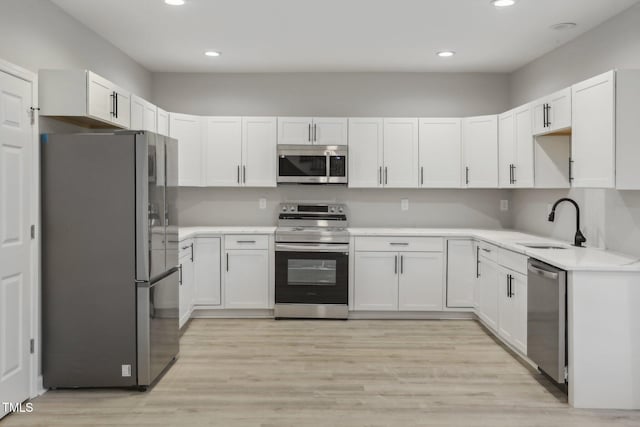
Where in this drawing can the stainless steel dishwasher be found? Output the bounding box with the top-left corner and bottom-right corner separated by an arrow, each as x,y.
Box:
527,259 -> 567,383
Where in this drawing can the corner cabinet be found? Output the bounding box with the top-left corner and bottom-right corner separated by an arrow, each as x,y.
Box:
169,113 -> 204,186
157,108 -> 169,136
418,118 -> 462,188
278,117 -> 347,145
462,115 -> 499,188
39,69 -> 131,129
532,87 -> 571,136
130,95 -> 157,132
498,104 -> 534,188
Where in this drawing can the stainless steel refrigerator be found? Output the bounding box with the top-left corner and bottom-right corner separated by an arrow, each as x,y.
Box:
41,131 -> 179,389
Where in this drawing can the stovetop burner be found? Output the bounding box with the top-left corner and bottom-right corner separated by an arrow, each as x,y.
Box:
275,202 -> 349,244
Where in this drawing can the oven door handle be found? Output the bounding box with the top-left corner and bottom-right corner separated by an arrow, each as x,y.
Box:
275,243 -> 349,253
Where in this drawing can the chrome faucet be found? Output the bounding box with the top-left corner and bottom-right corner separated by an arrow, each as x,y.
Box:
548,198 -> 586,247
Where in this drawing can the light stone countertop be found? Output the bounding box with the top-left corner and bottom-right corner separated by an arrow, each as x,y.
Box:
179,226 -> 640,272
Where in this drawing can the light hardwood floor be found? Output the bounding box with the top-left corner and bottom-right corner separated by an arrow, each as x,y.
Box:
4,319 -> 640,426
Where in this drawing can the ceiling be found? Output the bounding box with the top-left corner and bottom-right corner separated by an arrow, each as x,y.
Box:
52,0 -> 639,73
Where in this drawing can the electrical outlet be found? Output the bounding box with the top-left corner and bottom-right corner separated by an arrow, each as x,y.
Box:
500,200 -> 509,211
259,198 -> 267,209
401,198 -> 409,211
121,364 -> 131,377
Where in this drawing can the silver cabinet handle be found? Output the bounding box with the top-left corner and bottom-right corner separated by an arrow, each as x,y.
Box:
390,242 -> 409,246
308,124 -> 311,142
481,248 -> 491,253
243,165 -> 246,183
313,124 -> 317,142
400,255 -> 404,274
476,246 -> 480,278
237,165 -> 240,183
236,240 -> 256,244
226,253 -> 229,272
421,167 -> 424,185
394,255 -> 398,275
181,245 -> 190,250
384,167 -> 388,185
465,166 -> 470,185
190,242 -> 194,262
179,264 -> 183,285
379,166 -> 382,185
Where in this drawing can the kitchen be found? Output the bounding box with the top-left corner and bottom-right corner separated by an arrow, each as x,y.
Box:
2,0 -> 640,425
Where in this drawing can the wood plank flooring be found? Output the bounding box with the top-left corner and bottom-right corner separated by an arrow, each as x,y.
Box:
4,319 -> 640,426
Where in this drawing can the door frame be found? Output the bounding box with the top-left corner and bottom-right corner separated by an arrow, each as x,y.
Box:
0,58 -> 41,398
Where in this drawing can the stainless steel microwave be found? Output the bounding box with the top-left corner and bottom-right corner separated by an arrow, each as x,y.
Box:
277,145 -> 348,184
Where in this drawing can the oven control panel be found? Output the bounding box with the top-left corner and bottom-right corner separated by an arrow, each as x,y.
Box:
279,203 -> 345,214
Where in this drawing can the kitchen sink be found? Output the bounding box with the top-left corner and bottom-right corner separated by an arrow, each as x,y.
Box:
518,243 -> 568,250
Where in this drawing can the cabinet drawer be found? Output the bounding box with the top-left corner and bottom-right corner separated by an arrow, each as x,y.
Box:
356,236 -> 443,252
224,235 -> 269,250
477,241 -> 498,262
498,248 -> 527,275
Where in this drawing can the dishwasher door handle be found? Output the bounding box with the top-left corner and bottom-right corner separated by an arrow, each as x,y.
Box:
528,264 -> 559,280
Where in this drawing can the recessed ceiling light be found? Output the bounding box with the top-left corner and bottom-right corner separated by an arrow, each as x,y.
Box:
164,0 -> 185,5
205,51 -> 221,57
550,22 -> 577,31
437,51 -> 455,58
491,0 -> 516,7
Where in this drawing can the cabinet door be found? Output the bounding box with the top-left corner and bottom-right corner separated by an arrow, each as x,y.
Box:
193,238 -> 221,305
478,257 -> 499,331
224,250 -> 269,309
418,118 -> 462,188
510,271 -> 527,354
157,108 -> 169,136
169,113 -> 204,186
549,88 -> 572,132
242,117 -> 277,187
497,269 -> 515,345
278,117 -> 313,145
354,251 -> 398,311
383,118 -> 419,188
513,104 -> 534,188
143,101 -> 157,132
130,95 -> 145,131
531,101 -> 547,136
398,252 -> 443,311
204,117 -> 242,186
313,117 -> 348,145
112,88 -> 130,129
179,254 -> 194,328
463,115 -> 498,188
498,110 -> 515,188
87,71 -> 114,124
446,240 -> 476,308
571,71 -> 615,188
348,118 -> 383,188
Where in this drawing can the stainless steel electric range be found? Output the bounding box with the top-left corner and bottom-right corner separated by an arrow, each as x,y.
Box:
274,202 -> 349,319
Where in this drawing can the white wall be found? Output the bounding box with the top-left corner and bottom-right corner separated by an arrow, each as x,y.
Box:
0,0 -> 151,99
179,187 -> 512,229
509,3 -> 640,257
152,72 -> 509,117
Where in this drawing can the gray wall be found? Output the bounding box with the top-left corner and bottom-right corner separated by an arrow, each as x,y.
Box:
0,0 -> 151,99
154,71 -> 513,229
152,72 -> 509,117
179,187 -> 512,229
509,3 -> 640,257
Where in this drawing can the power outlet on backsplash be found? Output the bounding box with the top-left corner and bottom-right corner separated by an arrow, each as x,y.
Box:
401,198 -> 409,211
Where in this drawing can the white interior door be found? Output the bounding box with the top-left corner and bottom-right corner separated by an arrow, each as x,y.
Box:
0,69 -> 32,419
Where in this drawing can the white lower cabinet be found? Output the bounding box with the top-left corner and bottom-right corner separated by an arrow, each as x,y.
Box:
179,240 -> 195,328
477,254 -> 499,331
446,239 -> 476,308
193,237 -> 221,306
497,268 -> 527,354
224,249 -> 270,309
354,240 -> 444,311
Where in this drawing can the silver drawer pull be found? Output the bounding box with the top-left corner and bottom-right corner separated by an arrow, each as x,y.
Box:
481,248 -> 492,253
236,240 -> 256,244
389,242 -> 409,246
180,245 -> 190,250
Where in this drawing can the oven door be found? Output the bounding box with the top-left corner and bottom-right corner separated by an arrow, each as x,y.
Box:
275,243 -> 349,304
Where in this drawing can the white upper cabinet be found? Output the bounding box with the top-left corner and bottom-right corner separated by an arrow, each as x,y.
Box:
463,115 -> 499,188
204,117 -> 243,186
418,118 -> 462,188
40,69 -> 131,128
383,118 -> 419,188
312,117 -> 348,145
499,104 -> 534,188
278,117 -> 348,145
242,117 -> 277,187
278,117 -> 312,145
157,108 -> 169,136
532,87 -> 571,136
612,70 -> 640,189
130,95 -> 157,132
169,113 -> 204,187
348,118 -> 384,188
